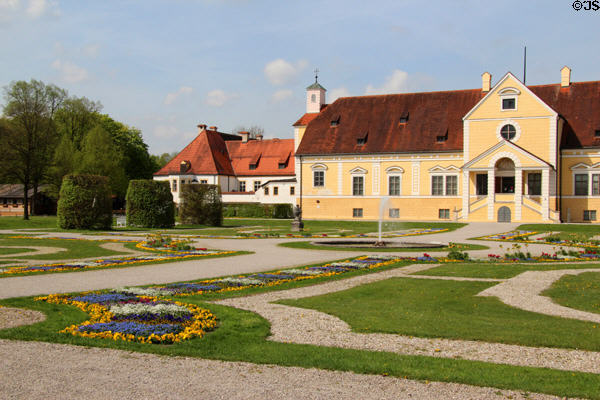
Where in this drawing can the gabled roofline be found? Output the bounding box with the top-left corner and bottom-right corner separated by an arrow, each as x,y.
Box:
462,139 -> 553,170
463,72 -> 558,120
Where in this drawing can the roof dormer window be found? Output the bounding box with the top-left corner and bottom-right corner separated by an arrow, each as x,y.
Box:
249,164 -> 257,170
595,129 -> 600,138
436,130 -> 448,143
330,115 -> 340,127
357,132 -> 368,146
399,111 -> 409,124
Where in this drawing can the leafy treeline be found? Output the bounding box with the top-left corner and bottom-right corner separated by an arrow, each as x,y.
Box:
0,79 -> 163,219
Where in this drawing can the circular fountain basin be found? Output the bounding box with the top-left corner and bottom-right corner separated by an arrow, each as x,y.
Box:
312,240 -> 445,249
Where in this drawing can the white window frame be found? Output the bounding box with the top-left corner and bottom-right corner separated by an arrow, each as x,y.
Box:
495,120 -> 522,142
386,167 -> 404,196
349,167 -> 367,196
430,174 -> 459,196
571,170 -> 600,196
311,164 -> 328,188
499,87 -> 520,112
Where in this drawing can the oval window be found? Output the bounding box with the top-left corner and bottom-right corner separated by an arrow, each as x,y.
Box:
500,124 -> 516,140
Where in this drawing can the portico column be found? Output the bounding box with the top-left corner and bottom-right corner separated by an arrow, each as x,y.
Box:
462,170 -> 469,220
487,168 -> 495,220
515,168 -> 522,221
542,168 -> 550,220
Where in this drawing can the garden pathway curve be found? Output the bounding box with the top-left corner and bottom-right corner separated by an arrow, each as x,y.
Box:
216,264 -> 600,374
478,268 -> 600,323
0,339 -> 558,400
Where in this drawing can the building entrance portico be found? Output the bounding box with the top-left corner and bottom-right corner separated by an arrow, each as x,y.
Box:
461,140 -> 555,222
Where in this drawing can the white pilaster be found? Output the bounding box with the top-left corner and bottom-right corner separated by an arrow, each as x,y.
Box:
549,117 -> 557,169
542,168 -> 550,220
515,168 -> 522,221
462,170 -> 469,219
411,162 -> 420,195
337,162 -> 343,195
372,162 -> 380,195
487,169 -> 495,220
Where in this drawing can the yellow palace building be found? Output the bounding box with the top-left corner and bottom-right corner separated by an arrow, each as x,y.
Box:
294,67 -> 600,223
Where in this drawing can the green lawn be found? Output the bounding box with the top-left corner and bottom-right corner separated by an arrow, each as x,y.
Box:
0,247 -> 33,256
1,215 -> 465,237
517,223 -> 600,234
281,277 -> 600,351
412,262 -> 600,279
543,272 -> 600,315
0,236 -> 129,260
278,241 -> 486,252
0,287 -> 598,399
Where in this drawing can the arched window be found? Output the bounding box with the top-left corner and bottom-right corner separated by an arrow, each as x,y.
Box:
500,124 -> 516,140
311,94 -> 316,103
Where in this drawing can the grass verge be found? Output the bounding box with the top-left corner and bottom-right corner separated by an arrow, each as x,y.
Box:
281,277 -> 600,351
412,262 -> 600,279
542,271 -> 600,315
0,294 -> 598,399
278,241 -> 486,252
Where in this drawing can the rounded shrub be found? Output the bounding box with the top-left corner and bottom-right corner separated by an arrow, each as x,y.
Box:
180,184 -> 223,226
57,174 -> 112,230
126,180 -> 175,228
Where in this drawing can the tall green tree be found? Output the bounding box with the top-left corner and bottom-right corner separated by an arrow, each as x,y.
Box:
47,133 -> 78,198
98,115 -> 155,181
76,125 -> 127,196
54,96 -> 102,149
1,80 -> 66,219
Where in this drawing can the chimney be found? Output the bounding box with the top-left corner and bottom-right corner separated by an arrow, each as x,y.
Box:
561,66 -> 571,88
197,124 -> 207,134
482,72 -> 492,92
239,131 -> 249,143
256,134 -> 263,141
209,126 -> 218,131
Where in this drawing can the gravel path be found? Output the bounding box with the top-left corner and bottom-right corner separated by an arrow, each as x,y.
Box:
216,264 -> 600,374
479,268 -> 600,323
0,307 -> 45,329
0,339 -> 562,400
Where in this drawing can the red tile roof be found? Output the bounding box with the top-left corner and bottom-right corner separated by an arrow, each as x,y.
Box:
530,82 -> 600,149
296,81 -> 600,155
154,130 -> 295,178
296,89 -> 484,155
226,138 -> 295,176
154,130 -> 237,176
293,111 -> 324,127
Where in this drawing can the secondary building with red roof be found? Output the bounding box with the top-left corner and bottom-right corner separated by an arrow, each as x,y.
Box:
293,67 -> 600,223
154,125 -> 296,206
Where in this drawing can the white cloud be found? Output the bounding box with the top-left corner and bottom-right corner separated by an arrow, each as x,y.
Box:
164,86 -> 193,105
264,58 -> 308,86
26,0 -> 58,17
365,69 -> 409,95
271,89 -> 292,102
0,0 -> 20,10
52,59 -> 89,83
154,125 -> 179,139
26,0 -> 46,17
329,87 -> 351,102
82,43 -> 100,58
205,89 -> 237,107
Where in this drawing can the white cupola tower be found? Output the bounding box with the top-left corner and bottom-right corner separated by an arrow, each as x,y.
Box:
306,69 -> 326,113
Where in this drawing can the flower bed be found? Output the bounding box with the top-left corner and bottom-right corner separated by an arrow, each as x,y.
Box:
36,292 -> 217,344
137,255 -> 408,297
0,237 -> 235,276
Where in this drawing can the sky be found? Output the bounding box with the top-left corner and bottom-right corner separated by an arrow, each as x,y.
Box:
1,0 -> 599,154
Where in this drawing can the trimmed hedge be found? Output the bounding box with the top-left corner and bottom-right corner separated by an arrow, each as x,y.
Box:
126,180 -> 174,228
223,203 -> 293,219
179,184 -> 223,226
57,174 -> 112,230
